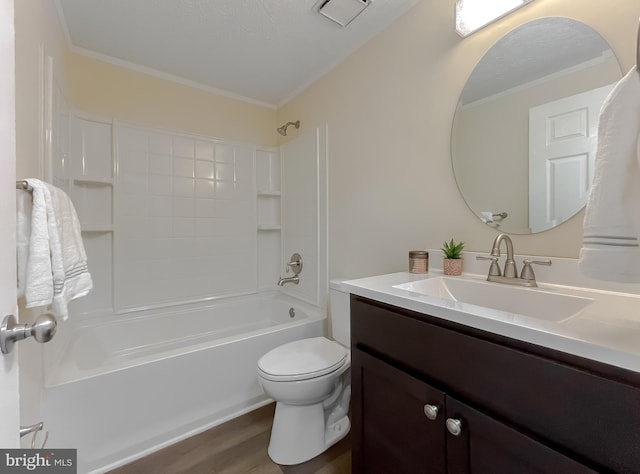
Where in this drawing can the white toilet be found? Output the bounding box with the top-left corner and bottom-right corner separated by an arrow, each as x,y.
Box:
257,280 -> 351,465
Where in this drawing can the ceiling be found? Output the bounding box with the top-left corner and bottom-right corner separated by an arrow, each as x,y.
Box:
56,0 -> 421,108
461,17 -> 616,104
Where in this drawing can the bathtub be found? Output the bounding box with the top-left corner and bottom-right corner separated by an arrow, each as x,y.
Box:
40,292 -> 325,473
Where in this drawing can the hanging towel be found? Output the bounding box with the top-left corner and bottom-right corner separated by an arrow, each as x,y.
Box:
46,181 -> 93,318
579,66 -> 640,282
18,179 -> 93,319
16,187 -> 33,298
20,180 -> 56,307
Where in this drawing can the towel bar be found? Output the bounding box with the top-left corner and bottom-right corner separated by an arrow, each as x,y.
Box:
20,422 -> 48,449
16,180 -> 32,192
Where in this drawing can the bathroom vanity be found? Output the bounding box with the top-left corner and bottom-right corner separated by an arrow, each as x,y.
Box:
346,273 -> 640,473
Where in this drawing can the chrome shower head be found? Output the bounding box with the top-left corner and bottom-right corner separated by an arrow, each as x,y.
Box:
277,120 -> 300,136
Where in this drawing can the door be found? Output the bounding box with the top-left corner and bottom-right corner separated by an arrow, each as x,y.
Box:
0,0 -> 20,447
445,397 -> 596,474
352,348 -> 446,474
528,84 -> 614,233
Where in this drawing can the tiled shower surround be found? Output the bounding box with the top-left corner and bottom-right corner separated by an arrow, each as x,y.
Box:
115,124 -> 257,309
55,113 -> 284,318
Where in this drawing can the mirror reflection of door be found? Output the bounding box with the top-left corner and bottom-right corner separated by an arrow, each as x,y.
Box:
528,84 -> 614,233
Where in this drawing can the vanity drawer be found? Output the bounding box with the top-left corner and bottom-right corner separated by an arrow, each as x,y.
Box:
351,295 -> 640,472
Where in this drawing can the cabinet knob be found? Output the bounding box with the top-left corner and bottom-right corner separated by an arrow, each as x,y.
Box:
423,404 -> 439,421
446,418 -> 463,436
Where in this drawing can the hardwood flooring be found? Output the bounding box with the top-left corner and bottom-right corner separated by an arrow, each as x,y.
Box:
108,403 -> 351,474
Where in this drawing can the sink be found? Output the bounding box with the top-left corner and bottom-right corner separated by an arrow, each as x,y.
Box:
393,277 -> 594,322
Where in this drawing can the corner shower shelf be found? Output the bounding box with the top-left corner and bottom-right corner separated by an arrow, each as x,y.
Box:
257,225 -> 281,231
257,190 -> 281,197
81,224 -> 114,232
73,177 -> 113,186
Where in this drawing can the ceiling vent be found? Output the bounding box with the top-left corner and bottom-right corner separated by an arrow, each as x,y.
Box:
317,0 -> 371,27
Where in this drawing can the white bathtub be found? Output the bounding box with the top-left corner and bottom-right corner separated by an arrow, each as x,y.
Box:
40,292 -> 325,473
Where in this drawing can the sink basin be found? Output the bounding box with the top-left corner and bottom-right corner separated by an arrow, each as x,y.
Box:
393,277 -> 594,322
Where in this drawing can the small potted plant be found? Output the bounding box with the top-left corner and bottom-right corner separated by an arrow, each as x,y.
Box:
441,238 -> 464,276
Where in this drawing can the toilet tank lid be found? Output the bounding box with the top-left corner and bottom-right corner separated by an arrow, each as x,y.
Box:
258,337 -> 347,377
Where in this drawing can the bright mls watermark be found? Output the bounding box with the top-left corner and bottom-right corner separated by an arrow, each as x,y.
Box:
0,450 -> 76,473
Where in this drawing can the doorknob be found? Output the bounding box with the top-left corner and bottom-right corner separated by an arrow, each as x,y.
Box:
0,313 -> 57,354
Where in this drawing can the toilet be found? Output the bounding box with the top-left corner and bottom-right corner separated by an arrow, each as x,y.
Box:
257,280 -> 351,465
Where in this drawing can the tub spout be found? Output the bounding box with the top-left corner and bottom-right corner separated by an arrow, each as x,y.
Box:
277,275 -> 299,286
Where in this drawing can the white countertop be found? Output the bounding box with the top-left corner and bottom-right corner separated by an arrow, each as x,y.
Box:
342,271 -> 640,374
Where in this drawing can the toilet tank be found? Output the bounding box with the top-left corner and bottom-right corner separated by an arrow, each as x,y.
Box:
329,279 -> 350,347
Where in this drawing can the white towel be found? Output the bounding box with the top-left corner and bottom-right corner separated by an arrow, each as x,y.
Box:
16,188 -> 32,298
47,182 -> 93,318
579,66 -> 640,282
18,179 -> 93,319
21,180 -> 55,307
480,211 -> 495,223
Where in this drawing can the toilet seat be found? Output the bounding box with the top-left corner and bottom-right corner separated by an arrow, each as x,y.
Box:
258,337 -> 347,382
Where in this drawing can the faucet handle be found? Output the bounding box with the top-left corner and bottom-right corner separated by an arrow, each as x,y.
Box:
520,259 -> 552,281
476,255 -> 501,277
285,253 -> 303,275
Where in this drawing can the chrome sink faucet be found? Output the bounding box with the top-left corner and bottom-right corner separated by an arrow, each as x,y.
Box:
477,233 -> 551,287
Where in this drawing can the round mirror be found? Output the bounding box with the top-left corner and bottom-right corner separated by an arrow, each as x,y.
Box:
451,17 -> 622,234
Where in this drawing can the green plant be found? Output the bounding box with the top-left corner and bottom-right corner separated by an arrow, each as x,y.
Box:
441,238 -> 464,259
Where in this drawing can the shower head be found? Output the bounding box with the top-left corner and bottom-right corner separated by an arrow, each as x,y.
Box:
277,120 -> 300,136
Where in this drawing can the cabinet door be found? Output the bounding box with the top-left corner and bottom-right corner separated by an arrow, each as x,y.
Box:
352,348 -> 446,474
445,397 -> 597,474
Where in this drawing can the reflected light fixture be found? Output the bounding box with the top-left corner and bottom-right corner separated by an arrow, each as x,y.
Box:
455,0 -> 535,37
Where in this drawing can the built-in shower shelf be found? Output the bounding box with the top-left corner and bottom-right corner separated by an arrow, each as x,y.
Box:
81,224 -> 114,232
257,225 -> 281,231
256,147 -> 281,289
73,177 -> 113,186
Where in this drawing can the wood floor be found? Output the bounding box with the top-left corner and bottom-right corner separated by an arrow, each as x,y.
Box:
109,403 -> 351,474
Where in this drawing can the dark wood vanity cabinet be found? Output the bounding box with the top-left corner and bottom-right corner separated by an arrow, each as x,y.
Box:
351,295 -> 640,473
352,347 -> 447,473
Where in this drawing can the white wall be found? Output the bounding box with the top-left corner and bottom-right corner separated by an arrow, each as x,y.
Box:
277,0 -> 640,279
15,0 -> 69,179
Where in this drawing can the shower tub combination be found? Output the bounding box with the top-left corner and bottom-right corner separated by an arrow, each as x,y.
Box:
41,292 -> 325,473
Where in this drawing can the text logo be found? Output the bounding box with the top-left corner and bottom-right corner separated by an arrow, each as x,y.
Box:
0,450 -> 76,473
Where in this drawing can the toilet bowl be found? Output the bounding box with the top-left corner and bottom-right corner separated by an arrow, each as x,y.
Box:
257,280 -> 351,465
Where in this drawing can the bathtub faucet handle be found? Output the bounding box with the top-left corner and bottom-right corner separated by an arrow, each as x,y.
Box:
285,253 -> 303,275
279,253 -> 303,286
